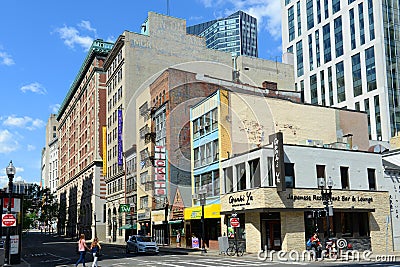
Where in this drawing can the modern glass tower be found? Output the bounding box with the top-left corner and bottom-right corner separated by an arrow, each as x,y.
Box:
187,11 -> 258,57
281,0 -> 400,142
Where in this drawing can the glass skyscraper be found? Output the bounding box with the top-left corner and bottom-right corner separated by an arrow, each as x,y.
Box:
187,11 -> 258,57
281,0 -> 400,142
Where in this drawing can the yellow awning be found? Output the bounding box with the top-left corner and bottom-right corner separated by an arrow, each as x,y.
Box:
184,204 -> 221,220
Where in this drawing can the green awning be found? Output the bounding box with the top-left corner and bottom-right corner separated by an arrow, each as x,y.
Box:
168,220 -> 183,224
119,224 -> 137,230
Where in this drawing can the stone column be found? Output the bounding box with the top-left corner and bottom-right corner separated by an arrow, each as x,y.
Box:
280,212 -> 305,252
245,212 -> 261,253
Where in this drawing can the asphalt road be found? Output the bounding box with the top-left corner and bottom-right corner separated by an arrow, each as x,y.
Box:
17,232 -> 400,267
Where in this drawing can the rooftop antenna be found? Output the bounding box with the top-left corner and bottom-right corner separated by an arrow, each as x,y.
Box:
167,0 -> 170,15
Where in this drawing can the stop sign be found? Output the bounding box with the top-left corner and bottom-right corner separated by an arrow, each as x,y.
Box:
2,214 -> 16,227
230,217 -> 240,228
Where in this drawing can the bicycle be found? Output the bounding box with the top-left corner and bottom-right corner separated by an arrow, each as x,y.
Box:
226,242 -> 244,257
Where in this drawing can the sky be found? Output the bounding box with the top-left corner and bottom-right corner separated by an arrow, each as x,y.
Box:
0,0 -> 283,187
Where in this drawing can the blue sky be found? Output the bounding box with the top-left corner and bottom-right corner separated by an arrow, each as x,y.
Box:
0,0 -> 282,187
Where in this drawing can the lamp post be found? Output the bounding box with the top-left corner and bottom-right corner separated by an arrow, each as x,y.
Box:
198,186 -> 207,255
94,211 -> 97,239
317,176 -> 333,239
4,161 -> 15,266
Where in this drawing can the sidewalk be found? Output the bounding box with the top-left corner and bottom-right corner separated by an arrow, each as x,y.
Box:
0,249 -> 30,267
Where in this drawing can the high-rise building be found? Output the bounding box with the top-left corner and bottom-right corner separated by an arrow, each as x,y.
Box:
187,11 -> 258,57
57,39 -> 112,240
42,114 -> 59,194
281,0 -> 399,143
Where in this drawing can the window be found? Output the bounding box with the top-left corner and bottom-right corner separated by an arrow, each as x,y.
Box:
267,157 -> 274,186
324,0 -> 329,19
359,3 -> 365,45
249,158 -> 261,188
315,30 -> 320,67
350,9 -> 356,50
224,167 -> 233,193
323,23 -> 331,63
334,16 -> 343,57
306,0 -> 314,30
340,166 -> 349,189
140,171 -> 148,184
368,0 -> 375,40
310,74 -> 318,104
140,196 -> 148,209
308,34 -> 314,71
365,46 -> 376,91
296,40 -> 304,77
297,1 -> 302,36
211,108 -> 218,130
316,0 -> 321,23
316,165 -> 326,179
375,95 -> 381,139
194,147 -> 200,168
364,99 -> 371,139
367,168 -> 376,190
236,163 -> 246,191
320,71 -> 326,106
288,6 -> 295,41
328,67 -> 333,105
352,53 -> 362,97
285,163 -> 295,188
336,61 -> 346,102
332,0 -> 340,13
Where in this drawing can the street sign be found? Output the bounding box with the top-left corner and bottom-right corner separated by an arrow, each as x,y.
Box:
230,217 -> 240,228
119,204 -> 131,213
2,214 -> 16,227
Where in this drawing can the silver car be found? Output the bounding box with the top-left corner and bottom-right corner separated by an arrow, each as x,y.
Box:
126,235 -> 159,254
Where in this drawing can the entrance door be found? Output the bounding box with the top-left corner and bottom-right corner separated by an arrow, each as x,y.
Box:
265,220 -> 281,251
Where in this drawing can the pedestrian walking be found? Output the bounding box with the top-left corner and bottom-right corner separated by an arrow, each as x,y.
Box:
76,234 -> 90,267
90,237 -> 102,267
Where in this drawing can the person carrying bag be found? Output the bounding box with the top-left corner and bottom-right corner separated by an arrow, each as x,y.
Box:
90,237 -> 102,267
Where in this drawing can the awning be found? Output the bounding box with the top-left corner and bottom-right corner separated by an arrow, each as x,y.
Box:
184,204 -> 221,220
119,224 -> 137,230
168,219 -> 183,224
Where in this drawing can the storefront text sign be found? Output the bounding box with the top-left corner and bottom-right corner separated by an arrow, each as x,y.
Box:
286,193 -> 374,204
269,132 -> 285,192
229,192 -> 254,207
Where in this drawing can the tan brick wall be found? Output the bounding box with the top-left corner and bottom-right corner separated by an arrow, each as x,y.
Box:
245,212 -> 262,253
280,212 -> 305,252
221,188 -> 393,253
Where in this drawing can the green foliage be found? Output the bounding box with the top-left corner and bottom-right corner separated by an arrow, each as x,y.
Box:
22,185 -> 59,230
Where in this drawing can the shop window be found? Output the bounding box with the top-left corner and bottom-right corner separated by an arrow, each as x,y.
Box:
236,163 -> 246,191
284,163 -> 295,188
340,166 -> 349,189
224,167 -> 233,193
367,168 -> 376,190
249,158 -> 261,188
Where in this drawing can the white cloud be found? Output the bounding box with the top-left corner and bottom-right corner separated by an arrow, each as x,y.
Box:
20,82 -> 47,94
199,0 -> 282,39
3,115 -> 45,131
78,20 -> 97,35
54,21 -> 96,51
0,130 -> 19,153
50,104 -> 61,114
27,145 -> 35,151
16,167 -> 24,173
0,51 -> 15,66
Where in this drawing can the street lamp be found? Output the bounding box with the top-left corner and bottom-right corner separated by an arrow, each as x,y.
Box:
317,176 -> 333,239
94,211 -> 97,239
198,186 -> 207,255
4,161 -> 15,266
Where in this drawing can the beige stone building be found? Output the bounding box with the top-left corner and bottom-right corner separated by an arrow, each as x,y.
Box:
190,84 -> 391,253
102,11 -> 295,243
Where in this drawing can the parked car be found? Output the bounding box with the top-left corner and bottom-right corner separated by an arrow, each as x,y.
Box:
126,235 -> 159,254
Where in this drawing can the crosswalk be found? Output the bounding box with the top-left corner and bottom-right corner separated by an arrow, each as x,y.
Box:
124,255 -> 310,267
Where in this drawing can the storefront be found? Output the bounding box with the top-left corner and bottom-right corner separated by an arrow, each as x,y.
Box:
221,188 -> 392,253
184,204 -> 221,250
137,209 -> 151,236
151,209 -> 168,245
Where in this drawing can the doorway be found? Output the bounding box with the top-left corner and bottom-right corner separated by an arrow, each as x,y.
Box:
261,213 -> 281,251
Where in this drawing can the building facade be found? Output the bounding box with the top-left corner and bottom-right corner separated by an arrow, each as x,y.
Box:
281,0 -> 400,142
57,39 -> 112,240
103,11 -> 294,244
42,114 -> 59,194
187,11 -> 258,57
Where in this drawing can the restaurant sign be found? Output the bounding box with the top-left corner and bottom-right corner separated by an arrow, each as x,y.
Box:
286,194 -> 374,204
228,192 -> 254,207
